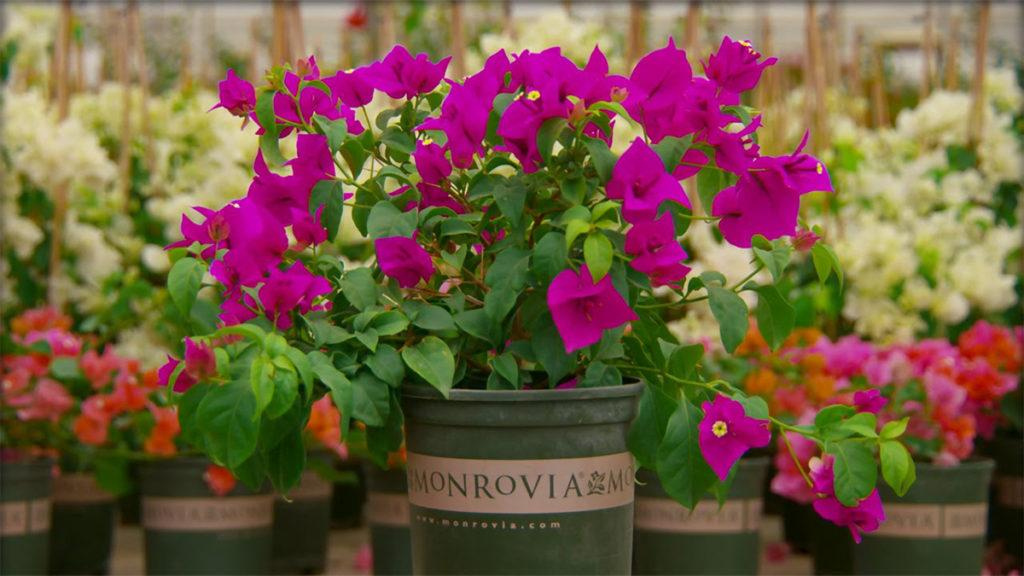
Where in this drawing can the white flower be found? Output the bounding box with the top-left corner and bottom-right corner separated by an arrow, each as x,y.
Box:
141,244 -> 170,273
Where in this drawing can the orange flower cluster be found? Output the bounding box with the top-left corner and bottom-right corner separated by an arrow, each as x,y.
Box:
306,395 -> 348,459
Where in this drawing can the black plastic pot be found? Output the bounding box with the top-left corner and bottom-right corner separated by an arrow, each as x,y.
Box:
49,473 -> 117,575
0,458 -> 53,575
366,465 -> 413,576
331,458 -> 366,528
272,454 -> 334,575
855,459 -> 994,575
633,457 -> 769,575
983,433 -> 1023,564
402,382 -> 642,575
140,457 -> 273,575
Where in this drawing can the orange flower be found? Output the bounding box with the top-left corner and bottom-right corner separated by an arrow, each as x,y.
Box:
736,327 -> 768,357
11,308 -> 72,336
799,353 -> 827,374
806,373 -> 836,402
73,413 -> 108,446
387,444 -> 407,469
144,406 -> 180,456
743,367 -> 778,397
307,396 -> 348,459
784,328 -> 824,349
143,435 -> 177,457
203,464 -> 237,497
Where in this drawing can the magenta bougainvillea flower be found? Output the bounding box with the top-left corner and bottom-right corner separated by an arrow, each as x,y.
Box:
607,138 -> 691,223
853,389 -> 887,414
712,134 -> 833,247
547,266 -> 637,353
375,236 -> 435,288
158,356 -> 197,394
624,38 -> 692,132
258,262 -> 333,330
210,69 -> 255,117
184,338 -> 217,381
698,394 -> 771,481
413,140 -> 452,184
625,214 -> 691,287
324,67 -> 375,108
809,455 -> 886,543
367,45 -> 451,99
168,206 -> 232,259
705,36 -> 779,95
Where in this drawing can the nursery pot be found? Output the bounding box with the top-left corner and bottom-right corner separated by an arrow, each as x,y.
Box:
402,382 -> 643,575
49,473 -> 117,575
982,433 -> 1023,563
272,452 -> 335,575
854,459 -> 994,575
332,457 -> 367,528
0,457 -> 53,575
140,457 -> 273,575
633,456 -> 769,575
365,465 -> 413,576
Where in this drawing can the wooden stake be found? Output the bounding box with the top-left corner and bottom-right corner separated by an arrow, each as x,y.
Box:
117,9 -> 133,212
129,1 -> 155,176
920,1 -> 934,100
870,44 -> 889,127
250,18 -> 261,81
271,0 -> 289,66
289,1 -> 305,60
944,12 -> 961,90
684,1 -> 700,59
503,0 -> 515,39
805,1 -> 829,151
47,0 -> 74,308
379,2 -> 397,57
968,1 -> 990,147
563,0 -> 572,17
449,1 -> 466,79
627,1 -> 647,68
825,1 -> 841,90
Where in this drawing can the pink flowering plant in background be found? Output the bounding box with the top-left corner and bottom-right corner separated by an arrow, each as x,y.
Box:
163,39 -> 909,523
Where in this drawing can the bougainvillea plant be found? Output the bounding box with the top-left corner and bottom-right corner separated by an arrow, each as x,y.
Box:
162,38 -> 914,536
726,321 -> 1020,541
0,307 -> 180,494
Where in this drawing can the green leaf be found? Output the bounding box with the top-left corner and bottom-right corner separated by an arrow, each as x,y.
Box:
532,232 -> 568,283
811,243 -> 844,288
340,268 -> 378,309
529,315 -> 574,384
707,286 -> 749,353
309,351 -> 352,435
490,352 -> 519,389
536,117 -> 566,163
583,137 -> 616,183
584,232 -> 614,282
588,101 -> 638,126
250,355 -> 274,418
212,322 -> 267,344
840,412 -> 878,438
168,257 -> 205,317
367,201 -> 417,239
815,404 -> 857,431
484,285 -> 519,323
666,344 -> 703,381
366,345 -> 405,388
93,457 -> 131,496
370,311 -> 409,336
309,180 -> 346,242
656,399 -> 719,508
485,247 -> 531,290
197,378 -> 259,468
565,219 -> 592,250
752,243 -> 792,283
306,319 -> 352,345
403,302 -> 455,332
579,361 -> 622,388
264,364 -> 299,420
754,285 -> 795,351
696,167 -> 725,212
827,440 -> 877,506
366,394 -> 405,468
49,357 -> 81,380
454,309 -> 498,345
737,395 -> 770,420
255,90 -> 285,167
880,417 -> 909,440
401,336 -> 455,397
652,135 -> 693,173
351,372 -> 392,426
313,114 -> 349,154
267,427 -> 306,493
880,440 -> 916,497
492,178 -> 527,226
628,384 -> 677,470
355,329 -> 379,352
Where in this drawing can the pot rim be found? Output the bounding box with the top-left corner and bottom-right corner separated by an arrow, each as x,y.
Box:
402,381 -> 645,402
908,456 -> 995,473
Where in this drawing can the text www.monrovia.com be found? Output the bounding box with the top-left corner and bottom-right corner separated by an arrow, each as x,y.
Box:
414,513 -> 562,531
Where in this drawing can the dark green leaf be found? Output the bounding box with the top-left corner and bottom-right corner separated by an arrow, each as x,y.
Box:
707,286 -> 749,353
351,371 -> 391,426
827,440 -> 877,506
536,117 -> 566,164
656,399 -> 718,508
366,345 -> 405,387
340,268 -> 378,309
492,178 -> 527,226
267,427 -> 306,493
401,336 -> 455,397
532,232 -> 568,283
755,285 -> 795,351
168,257 -> 204,317
197,378 -> 259,468
583,137 -> 616,184
880,440 -> 916,497
367,201 -> 417,239
309,180 -> 346,242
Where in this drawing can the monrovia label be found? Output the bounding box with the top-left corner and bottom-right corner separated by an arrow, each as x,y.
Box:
0,499 -> 51,536
143,495 -> 273,531
873,503 -> 988,538
995,475 -> 1024,509
366,492 -> 410,527
281,471 -> 332,501
634,497 -> 762,534
53,474 -> 115,504
406,452 -> 634,514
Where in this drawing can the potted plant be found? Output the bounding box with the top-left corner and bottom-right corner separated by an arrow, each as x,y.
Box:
163,41 -> 912,574
272,395 -> 348,575
765,327 -> 1018,575
362,442 -> 413,576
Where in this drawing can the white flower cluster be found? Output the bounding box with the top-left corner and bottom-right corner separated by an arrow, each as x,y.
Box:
825,79 -> 1022,343
468,9 -> 620,72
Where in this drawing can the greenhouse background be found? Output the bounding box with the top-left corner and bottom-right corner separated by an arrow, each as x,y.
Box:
1,1 -> 1022,576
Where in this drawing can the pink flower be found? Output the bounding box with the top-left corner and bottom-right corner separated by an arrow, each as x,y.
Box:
809,455 -> 886,543
23,329 -> 81,357
324,67 -> 376,108
11,378 -> 73,422
623,38 -> 692,139
184,339 -> 217,381
853,389 -> 887,414
704,37 -> 778,95
258,262 -> 333,330
366,45 -> 451,99
210,69 -> 255,117
159,355 -> 197,394
624,213 -> 691,287
607,138 -> 691,223
698,395 -> 771,481
375,236 -> 435,288
547,266 -> 637,353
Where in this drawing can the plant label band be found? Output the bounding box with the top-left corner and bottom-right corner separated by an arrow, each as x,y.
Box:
0,499 -> 51,536
406,452 -> 634,514
634,497 -> 762,534
142,495 -> 274,532
53,474 -> 115,504
871,503 -> 988,539
281,471 -> 332,501
366,492 -> 411,527
995,475 -> 1024,508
